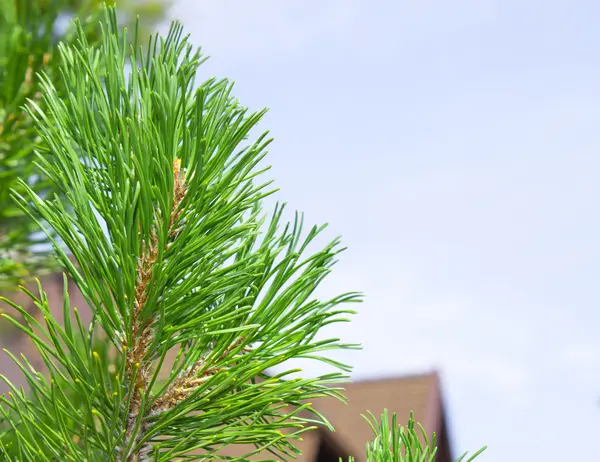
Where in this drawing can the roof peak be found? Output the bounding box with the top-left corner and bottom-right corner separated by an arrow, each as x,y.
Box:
347,369 -> 440,386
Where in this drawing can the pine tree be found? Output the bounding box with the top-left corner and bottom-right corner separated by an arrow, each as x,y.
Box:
0,4 -> 486,461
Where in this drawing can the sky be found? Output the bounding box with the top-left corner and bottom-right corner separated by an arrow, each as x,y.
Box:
159,1 -> 600,460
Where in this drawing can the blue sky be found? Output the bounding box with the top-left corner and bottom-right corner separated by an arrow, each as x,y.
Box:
161,1 -> 600,460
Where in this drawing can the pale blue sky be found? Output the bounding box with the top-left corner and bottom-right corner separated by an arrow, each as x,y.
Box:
161,1 -> 600,460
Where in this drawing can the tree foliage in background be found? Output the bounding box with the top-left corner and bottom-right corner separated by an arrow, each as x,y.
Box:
0,0 -> 170,291
0,6 -> 360,460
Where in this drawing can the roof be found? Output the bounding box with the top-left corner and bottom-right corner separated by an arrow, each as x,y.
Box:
212,372 -> 452,461
309,372 -> 446,461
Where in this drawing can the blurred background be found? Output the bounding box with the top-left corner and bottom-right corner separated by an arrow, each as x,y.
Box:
3,1 -> 600,461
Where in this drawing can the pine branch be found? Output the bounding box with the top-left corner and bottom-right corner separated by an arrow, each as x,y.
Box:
0,5 -> 361,460
122,157 -> 187,461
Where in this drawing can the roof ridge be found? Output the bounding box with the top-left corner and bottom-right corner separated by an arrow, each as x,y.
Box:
344,369 -> 440,386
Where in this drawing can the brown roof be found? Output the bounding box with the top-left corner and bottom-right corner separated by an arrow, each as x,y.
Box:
309,373 -> 446,461
189,372 -> 450,461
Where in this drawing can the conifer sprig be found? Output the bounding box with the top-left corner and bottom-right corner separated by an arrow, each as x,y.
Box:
0,6 -> 360,460
349,410 -> 486,462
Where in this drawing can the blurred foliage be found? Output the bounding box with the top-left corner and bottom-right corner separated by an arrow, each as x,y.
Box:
0,0 -> 170,292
